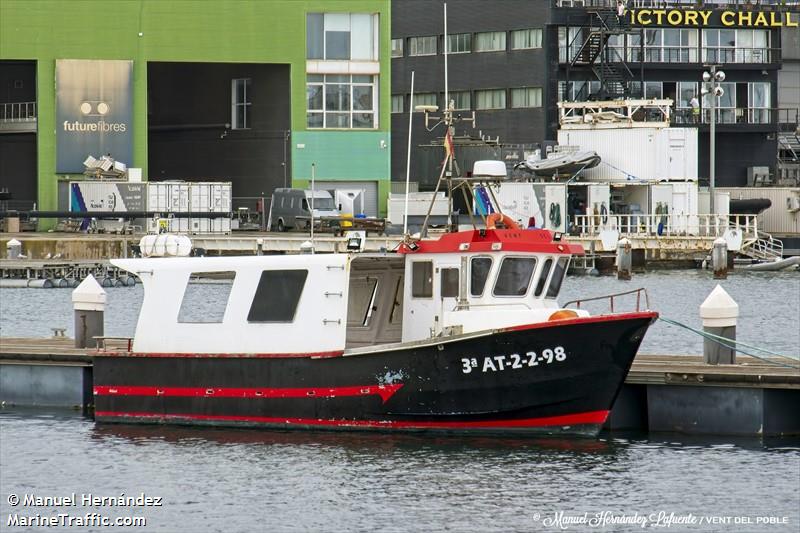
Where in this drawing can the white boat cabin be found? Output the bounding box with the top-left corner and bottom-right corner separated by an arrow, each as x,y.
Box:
112,229 -> 587,355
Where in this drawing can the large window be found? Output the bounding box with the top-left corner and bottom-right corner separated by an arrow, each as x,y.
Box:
630,81 -> 663,99
749,82 -> 771,124
702,82 -> 736,124
391,38 -> 403,58
475,89 -> 506,110
475,31 -> 506,52
248,270 -> 308,322
447,33 -> 472,54
703,29 -> 768,64
511,29 -> 542,50
413,92 -> 438,111
449,91 -> 471,110
178,272 -> 236,323
409,36 -> 437,56
307,74 -> 377,129
231,79 -> 251,130
307,13 -> 379,61
510,87 -> 542,108
493,257 -> 536,297
559,80 -> 600,102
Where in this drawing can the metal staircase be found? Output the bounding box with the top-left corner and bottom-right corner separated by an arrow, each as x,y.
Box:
566,8 -> 642,100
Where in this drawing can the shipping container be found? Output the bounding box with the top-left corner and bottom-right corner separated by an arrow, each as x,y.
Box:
557,128 -> 698,182
189,182 -> 232,213
718,187 -> 800,234
69,181 -> 146,213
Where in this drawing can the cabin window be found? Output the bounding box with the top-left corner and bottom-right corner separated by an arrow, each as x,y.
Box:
441,268 -> 459,298
493,257 -> 536,297
247,270 -> 308,322
470,257 -> 492,296
411,261 -> 433,298
546,257 -> 570,299
534,258 -> 553,297
178,272 -> 236,323
347,276 -> 379,327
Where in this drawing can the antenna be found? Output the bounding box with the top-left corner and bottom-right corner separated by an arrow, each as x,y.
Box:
444,2 -> 448,112
403,71 -> 415,236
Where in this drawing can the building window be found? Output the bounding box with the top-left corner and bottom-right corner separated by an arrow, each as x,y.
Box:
413,92 -> 438,111
447,33 -> 472,54
475,89 -> 506,110
391,94 -> 404,114
449,91 -> 471,110
511,29 -> 542,50
703,29 -> 769,64
475,31 -> 506,52
558,80 -> 600,102
748,82 -> 771,124
391,38 -> 403,58
510,87 -> 542,108
702,82 -> 736,124
247,270 -> 308,322
409,36 -> 437,56
231,78 -> 251,129
558,27 -> 585,63
630,81 -> 663,99
307,13 -> 379,61
307,74 -> 377,129
675,82 -> 699,124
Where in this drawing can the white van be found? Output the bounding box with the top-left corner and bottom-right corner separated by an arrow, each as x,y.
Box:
270,188 -> 340,231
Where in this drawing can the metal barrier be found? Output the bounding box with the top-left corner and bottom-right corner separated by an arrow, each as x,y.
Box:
570,213 -> 758,239
564,288 -> 651,313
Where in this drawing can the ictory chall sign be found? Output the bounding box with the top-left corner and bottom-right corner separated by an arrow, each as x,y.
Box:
628,9 -> 798,27
56,59 -> 133,173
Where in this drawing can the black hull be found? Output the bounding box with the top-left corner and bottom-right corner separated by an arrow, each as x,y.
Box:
93,313 -> 656,437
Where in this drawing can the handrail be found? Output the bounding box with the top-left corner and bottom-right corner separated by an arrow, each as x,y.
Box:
563,288 -> 650,313
570,213 -> 758,239
0,101 -> 37,122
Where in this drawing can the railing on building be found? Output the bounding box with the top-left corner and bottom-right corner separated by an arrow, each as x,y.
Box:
560,46 -> 780,65
570,213 -> 759,240
0,102 -> 37,122
558,98 -> 673,128
672,107 -> 785,126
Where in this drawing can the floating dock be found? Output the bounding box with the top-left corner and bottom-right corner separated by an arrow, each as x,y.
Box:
1,337 -> 797,436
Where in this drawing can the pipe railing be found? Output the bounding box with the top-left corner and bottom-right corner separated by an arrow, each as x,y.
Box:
0,102 -> 36,122
570,213 -> 758,238
563,288 -> 651,313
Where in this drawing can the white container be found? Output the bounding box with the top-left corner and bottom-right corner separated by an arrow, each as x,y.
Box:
387,192 -> 449,225
557,127 -> 698,182
147,181 -> 190,212
69,181 -> 146,212
189,182 -> 232,213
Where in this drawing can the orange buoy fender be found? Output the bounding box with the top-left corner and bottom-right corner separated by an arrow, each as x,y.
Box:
486,213 -> 521,230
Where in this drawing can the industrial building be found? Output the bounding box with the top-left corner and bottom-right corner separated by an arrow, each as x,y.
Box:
391,0 -> 799,188
0,0 -> 391,223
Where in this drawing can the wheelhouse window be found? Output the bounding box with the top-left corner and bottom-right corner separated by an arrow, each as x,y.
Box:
178,272 -> 236,323
441,268 -> 459,298
231,79 -> 251,130
307,74 -> 377,129
545,258 -> 570,299
411,261 -> 433,298
534,258 -> 553,297
493,257 -> 536,297
470,257 -> 492,296
247,270 -> 308,322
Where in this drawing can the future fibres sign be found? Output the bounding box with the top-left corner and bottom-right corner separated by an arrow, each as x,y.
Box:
56,59 -> 133,173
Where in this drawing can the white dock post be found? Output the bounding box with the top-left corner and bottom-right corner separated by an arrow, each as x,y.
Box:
616,238 -> 632,280
712,237 -> 728,279
699,284 -> 738,365
72,274 -> 106,349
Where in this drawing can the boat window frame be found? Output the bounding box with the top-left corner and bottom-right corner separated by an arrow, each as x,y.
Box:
177,271 -> 237,324
247,269 -> 308,323
411,260 -> 433,299
533,257 -> 554,298
346,275 -> 380,328
440,267 -> 459,298
469,256 -> 493,297
545,256 -> 570,299
492,255 -> 538,298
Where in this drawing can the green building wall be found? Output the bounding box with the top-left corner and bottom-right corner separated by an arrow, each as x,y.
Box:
0,0 -> 391,219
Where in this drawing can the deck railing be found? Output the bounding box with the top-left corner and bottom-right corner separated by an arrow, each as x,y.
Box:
570,213 -> 758,239
0,102 -> 37,122
563,288 -> 651,313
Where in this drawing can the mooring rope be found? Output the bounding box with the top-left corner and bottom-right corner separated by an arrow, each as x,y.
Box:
658,316 -> 800,370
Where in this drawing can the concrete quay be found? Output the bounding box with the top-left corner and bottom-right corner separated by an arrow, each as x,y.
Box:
2,337 -> 798,436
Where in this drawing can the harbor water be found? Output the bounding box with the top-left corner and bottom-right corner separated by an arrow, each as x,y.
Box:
1,271 -> 798,531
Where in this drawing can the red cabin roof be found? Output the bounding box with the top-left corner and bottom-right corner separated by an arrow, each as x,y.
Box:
398,229 -> 585,255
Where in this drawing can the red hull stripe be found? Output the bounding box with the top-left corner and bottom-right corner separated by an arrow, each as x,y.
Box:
504,311 -> 658,332
94,384 -> 404,404
93,409 -> 610,429
94,350 -> 344,359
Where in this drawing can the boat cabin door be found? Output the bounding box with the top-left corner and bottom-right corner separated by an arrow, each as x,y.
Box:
437,260 -> 462,336
403,257 -> 462,341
